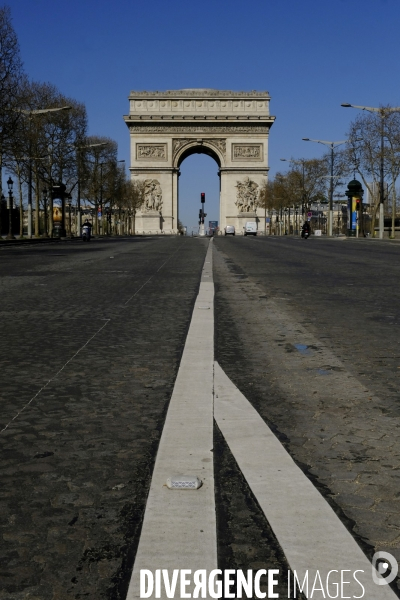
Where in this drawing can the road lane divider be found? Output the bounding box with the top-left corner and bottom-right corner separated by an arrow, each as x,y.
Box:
126,241 -> 216,599
214,361 -> 397,599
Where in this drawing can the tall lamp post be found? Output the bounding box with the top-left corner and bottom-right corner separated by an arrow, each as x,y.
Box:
67,197 -> 72,237
6,177 -> 14,240
302,138 -> 347,237
0,194 -> 4,239
42,187 -> 49,237
341,103 -> 400,239
17,106 -> 72,238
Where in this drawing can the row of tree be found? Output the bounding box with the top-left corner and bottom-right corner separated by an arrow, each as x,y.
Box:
0,6 -> 144,237
261,107 -> 400,234
259,158 -> 332,214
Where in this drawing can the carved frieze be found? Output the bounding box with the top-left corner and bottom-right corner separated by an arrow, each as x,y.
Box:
235,177 -> 259,213
130,125 -> 269,134
232,144 -> 263,161
136,144 -> 167,160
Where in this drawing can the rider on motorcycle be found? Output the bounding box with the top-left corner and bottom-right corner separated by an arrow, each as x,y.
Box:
82,220 -> 92,240
301,221 -> 311,238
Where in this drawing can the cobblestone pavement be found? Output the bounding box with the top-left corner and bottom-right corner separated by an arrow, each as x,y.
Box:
0,237 -> 208,600
213,236 -> 400,597
3,234 -> 400,599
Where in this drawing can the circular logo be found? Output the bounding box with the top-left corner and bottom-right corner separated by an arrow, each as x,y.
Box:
372,551 -> 398,586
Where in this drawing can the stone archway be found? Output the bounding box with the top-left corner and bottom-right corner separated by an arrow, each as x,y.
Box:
123,89 -> 275,234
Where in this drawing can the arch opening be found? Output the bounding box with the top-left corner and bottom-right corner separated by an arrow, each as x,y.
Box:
178,151 -> 221,235
177,143 -> 222,170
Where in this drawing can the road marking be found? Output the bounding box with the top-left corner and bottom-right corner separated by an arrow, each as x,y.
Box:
126,242 -> 217,599
214,362 -> 397,599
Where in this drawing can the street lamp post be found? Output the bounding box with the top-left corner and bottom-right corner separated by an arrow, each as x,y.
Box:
302,138 -> 347,237
0,194 -> 4,239
6,177 -> 15,240
67,198 -> 72,237
42,187 -> 49,237
341,103 -> 400,239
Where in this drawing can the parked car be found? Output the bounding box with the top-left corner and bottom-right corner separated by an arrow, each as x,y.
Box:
243,221 -> 257,236
224,225 -> 235,236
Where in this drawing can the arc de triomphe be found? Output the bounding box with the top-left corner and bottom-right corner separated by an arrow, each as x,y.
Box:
123,89 -> 275,233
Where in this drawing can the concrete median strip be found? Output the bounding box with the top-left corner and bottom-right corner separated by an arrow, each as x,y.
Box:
126,241 -> 216,599
214,361 -> 397,599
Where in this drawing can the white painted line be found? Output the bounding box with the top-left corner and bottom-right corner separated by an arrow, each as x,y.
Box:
214,362 -> 397,599
126,244 -> 217,600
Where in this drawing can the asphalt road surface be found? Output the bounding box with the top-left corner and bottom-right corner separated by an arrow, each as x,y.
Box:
1,235 -> 400,599
213,235 -> 400,598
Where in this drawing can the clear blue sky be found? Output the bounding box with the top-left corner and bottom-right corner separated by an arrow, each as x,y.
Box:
9,0 -> 400,231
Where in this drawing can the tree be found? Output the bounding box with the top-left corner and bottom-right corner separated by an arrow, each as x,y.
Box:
258,179 -> 274,234
0,6 -> 25,190
346,107 -> 400,237
123,178 -> 145,235
269,160 -> 327,210
4,79 -> 87,236
80,136 -> 118,234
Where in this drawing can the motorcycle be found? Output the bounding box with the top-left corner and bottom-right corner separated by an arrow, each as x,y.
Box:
82,225 -> 91,242
301,229 -> 310,239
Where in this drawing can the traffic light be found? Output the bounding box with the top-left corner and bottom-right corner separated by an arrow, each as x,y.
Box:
201,193 -> 205,203
355,198 -> 361,211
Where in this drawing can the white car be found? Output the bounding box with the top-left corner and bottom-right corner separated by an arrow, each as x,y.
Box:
224,225 -> 235,236
243,221 -> 257,236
